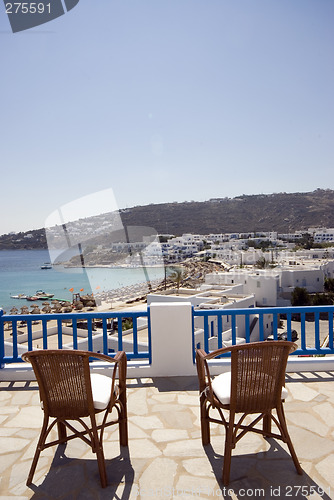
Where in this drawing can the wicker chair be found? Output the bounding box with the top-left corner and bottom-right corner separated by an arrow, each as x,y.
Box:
195,341 -> 303,485
22,349 -> 128,488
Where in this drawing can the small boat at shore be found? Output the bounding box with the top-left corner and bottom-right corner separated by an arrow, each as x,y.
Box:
40,263 -> 52,269
35,290 -> 55,299
35,290 -> 54,297
13,290 -> 55,301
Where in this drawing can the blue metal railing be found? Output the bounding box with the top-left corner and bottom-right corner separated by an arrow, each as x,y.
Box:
1,304 -> 334,368
0,309 -> 150,367
193,305 -> 334,358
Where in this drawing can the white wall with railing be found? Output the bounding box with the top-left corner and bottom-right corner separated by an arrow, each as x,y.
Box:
1,302 -> 334,381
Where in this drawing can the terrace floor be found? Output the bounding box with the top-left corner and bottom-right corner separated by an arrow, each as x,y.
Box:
1,372 -> 334,499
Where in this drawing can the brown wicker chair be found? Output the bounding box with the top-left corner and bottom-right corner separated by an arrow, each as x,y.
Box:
22,349 -> 128,488
195,341 -> 303,485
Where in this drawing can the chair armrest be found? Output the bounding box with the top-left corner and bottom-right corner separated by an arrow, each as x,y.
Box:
89,351 -> 127,407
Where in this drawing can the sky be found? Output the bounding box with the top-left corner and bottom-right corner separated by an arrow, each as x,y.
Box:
0,0 -> 334,235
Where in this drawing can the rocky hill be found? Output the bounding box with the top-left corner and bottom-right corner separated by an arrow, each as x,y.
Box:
0,189 -> 333,249
120,189 -> 334,235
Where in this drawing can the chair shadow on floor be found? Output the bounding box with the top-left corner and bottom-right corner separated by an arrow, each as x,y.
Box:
29,443 -> 135,500
204,439 -> 331,500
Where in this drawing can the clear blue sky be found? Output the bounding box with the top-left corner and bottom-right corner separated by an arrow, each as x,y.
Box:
1,0 -> 333,235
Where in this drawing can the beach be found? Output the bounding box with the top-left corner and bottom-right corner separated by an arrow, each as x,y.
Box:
2,259 -> 222,344
94,259 -> 222,309
3,257 -> 330,354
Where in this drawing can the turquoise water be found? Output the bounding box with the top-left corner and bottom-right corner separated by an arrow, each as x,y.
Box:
0,250 -> 165,313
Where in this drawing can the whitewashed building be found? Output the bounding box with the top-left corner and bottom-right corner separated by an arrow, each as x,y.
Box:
204,270 -> 280,306
314,228 -> 334,243
204,264 -> 325,305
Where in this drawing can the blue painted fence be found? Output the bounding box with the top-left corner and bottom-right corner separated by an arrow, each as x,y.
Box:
1,305 -> 334,368
193,305 -> 334,358
0,309 -> 150,367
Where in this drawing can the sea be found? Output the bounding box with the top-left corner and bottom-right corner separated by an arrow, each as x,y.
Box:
0,250 -> 166,313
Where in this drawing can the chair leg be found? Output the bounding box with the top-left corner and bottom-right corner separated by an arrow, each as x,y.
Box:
27,414 -> 49,486
263,411 -> 272,436
200,397 -> 210,445
119,392 -> 128,447
96,444 -> 107,488
57,421 -> 67,441
222,417 -> 234,486
91,421 -> 108,488
277,404 -> 303,475
119,419 -> 128,447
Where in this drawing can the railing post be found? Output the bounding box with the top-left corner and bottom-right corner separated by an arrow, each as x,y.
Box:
0,309 -> 4,368
149,302 -> 194,376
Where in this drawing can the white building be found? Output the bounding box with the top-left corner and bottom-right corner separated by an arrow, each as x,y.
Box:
204,264 -> 325,305
147,287 -> 273,349
279,266 -> 324,298
314,228 -> 334,243
204,270 -> 280,306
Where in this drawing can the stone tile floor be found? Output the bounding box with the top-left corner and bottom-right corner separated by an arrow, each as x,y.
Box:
0,372 -> 334,499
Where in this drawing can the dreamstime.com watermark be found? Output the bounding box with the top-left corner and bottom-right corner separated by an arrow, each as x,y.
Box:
131,485 -> 331,498
44,188 -> 165,299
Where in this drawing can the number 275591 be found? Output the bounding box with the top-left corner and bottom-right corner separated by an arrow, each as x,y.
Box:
5,3 -> 51,14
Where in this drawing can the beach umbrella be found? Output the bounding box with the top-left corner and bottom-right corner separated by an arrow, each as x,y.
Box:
10,307 -> 18,314
42,305 -> 52,313
62,306 -> 72,313
52,304 -> 62,312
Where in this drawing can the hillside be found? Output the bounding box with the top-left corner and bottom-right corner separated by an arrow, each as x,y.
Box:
0,189 -> 333,249
120,189 -> 334,235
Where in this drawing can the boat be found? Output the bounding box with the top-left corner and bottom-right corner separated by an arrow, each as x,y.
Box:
10,294 -> 27,299
40,263 -> 52,269
35,290 -> 55,299
26,296 -> 39,301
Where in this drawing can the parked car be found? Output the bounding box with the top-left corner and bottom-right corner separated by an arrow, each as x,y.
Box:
267,330 -> 298,342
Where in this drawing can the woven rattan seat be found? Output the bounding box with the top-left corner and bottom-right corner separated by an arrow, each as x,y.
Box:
196,341 -> 303,485
22,349 -> 128,488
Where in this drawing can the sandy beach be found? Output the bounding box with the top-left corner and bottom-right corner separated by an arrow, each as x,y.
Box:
6,258 -> 330,353
3,259 -> 221,341
94,259 -> 222,309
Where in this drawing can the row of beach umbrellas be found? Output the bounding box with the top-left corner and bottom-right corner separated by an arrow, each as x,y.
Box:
8,300 -> 77,315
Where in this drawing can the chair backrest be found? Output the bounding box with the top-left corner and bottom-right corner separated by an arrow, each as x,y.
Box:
22,350 -> 116,418
230,341 -> 295,412
197,341 -> 296,413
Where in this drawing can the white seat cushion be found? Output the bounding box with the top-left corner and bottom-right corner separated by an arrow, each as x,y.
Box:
211,372 -> 231,405
281,386 -> 288,399
90,373 -> 113,410
211,371 -> 288,405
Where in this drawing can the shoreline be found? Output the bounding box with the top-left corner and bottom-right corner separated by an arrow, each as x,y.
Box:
3,259 -> 222,316
61,263 -> 165,269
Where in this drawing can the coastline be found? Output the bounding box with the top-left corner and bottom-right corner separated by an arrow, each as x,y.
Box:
3,259 -> 222,317
2,258 -> 221,346
92,259 -> 222,311
0,251 -> 167,313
